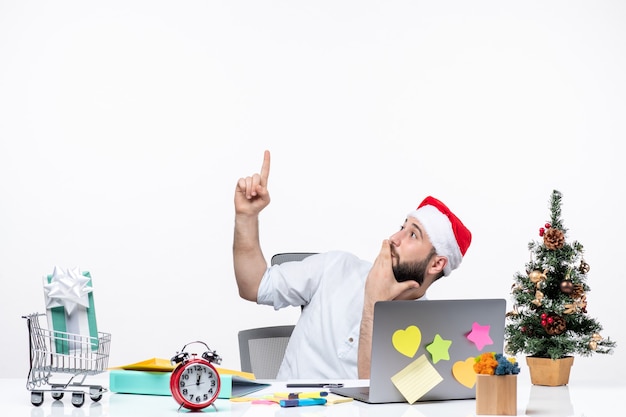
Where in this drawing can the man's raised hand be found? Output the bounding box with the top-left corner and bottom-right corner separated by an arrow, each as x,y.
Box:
235,150 -> 271,216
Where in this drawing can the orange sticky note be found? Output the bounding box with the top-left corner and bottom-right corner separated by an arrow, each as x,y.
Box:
452,357 -> 477,388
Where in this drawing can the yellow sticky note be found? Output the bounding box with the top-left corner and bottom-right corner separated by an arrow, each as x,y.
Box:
392,325 -> 422,358
324,393 -> 353,404
390,354 -> 443,404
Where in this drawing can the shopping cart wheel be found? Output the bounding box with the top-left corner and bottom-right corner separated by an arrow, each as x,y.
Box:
71,392 -> 85,408
89,386 -> 104,402
51,385 -> 64,400
30,391 -> 44,406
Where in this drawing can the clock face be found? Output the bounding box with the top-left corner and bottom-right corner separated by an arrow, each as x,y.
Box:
171,360 -> 220,410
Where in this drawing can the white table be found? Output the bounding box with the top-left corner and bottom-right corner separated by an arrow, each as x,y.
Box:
0,372 -> 623,416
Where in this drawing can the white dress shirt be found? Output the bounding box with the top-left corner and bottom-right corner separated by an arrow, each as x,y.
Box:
256,251 -> 372,380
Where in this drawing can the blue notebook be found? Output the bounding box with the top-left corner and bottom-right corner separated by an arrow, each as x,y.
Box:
109,369 -> 270,399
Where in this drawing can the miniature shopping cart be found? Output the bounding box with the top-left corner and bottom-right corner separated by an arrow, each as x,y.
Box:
23,313 -> 111,407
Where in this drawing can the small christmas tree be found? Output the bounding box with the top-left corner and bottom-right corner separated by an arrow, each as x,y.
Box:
505,190 -> 616,359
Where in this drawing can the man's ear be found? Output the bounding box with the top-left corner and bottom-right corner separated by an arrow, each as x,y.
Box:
430,256 -> 447,276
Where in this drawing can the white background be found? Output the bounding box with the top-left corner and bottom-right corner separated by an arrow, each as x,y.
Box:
1,1 -> 624,382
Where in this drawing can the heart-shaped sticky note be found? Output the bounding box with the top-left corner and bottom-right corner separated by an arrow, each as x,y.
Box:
452,357 -> 477,388
392,325 -> 422,358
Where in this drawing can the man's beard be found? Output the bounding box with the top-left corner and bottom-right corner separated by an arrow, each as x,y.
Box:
392,247 -> 437,286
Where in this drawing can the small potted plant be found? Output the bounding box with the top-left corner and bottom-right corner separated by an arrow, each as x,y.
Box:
474,352 -> 521,416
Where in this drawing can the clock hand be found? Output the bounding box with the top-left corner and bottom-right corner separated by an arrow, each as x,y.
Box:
196,373 -> 201,385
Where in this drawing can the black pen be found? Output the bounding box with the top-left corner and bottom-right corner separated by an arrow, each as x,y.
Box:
286,383 -> 344,388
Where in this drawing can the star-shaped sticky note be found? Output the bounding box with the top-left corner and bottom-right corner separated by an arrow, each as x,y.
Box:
425,334 -> 452,364
466,322 -> 493,351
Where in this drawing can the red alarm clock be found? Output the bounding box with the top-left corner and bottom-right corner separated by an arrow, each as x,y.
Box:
170,341 -> 222,411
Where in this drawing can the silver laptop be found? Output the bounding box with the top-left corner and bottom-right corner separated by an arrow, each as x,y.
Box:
331,298 -> 506,404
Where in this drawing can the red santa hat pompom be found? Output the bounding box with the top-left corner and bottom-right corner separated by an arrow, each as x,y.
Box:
407,196 -> 471,276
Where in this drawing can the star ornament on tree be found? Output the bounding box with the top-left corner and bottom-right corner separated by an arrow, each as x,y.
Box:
43,266 -> 92,315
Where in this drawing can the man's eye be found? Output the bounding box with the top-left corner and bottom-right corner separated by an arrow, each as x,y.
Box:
399,225 -> 405,231
411,232 -> 418,239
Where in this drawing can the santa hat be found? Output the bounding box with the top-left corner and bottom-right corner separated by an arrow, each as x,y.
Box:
407,196 -> 471,276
